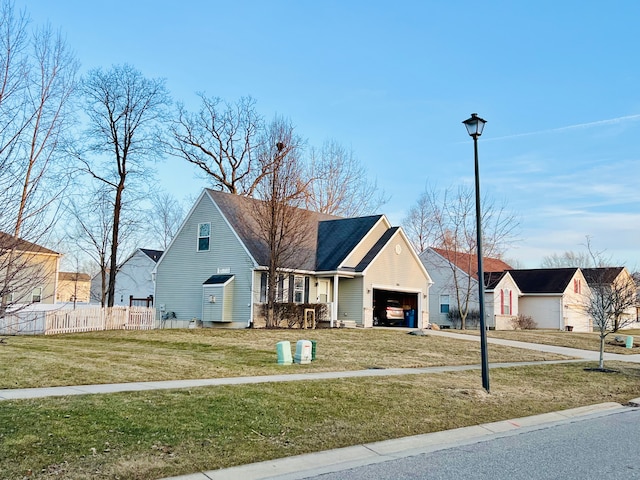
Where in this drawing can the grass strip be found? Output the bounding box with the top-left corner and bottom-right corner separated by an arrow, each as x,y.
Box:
1,362 -> 640,479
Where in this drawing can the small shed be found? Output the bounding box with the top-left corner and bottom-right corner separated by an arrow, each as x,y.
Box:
202,275 -> 235,323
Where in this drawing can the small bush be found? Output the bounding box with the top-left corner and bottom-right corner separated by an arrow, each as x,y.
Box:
511,314 -> 537,330
259,303 -> 328,328
446,308 -> 480,329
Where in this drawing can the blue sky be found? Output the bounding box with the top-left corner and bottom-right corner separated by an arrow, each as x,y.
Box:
25,1 -> 640,269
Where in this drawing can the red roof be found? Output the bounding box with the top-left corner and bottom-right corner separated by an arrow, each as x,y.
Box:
431,247 -> 512,279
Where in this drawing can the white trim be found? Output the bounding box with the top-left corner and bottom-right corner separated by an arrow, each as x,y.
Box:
336,215 -> 391,270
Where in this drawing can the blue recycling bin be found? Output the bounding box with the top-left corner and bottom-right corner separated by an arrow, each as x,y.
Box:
404,309 -> 416,328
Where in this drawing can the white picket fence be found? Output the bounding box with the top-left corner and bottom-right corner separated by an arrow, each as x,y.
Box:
0,306 -> 156,335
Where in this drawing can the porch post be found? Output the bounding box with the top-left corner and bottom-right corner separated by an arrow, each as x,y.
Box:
332,274 -> 339,328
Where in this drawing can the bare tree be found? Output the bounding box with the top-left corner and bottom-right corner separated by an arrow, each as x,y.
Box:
405,184 -> 519,329
168,95 -> 275,195
541,237 -> 611,269
144,191 -> 184,250
251,118 -> 311,327
304,139 -> 388,217
583,267 -> 638,369
79,64 -> 170,307
402,185 -> 438,254
0,1 -> 77,317
64,185 -> 139,306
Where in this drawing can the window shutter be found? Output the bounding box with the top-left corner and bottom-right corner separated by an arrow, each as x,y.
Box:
288,274 -> 294,303
509,290 -> 513,315
260,273 -> 267,303
500,289 -> 504,315
304,277 -> 310,303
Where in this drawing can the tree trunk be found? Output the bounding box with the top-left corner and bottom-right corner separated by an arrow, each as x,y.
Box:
599,334 -> 605,369
107,180 -> 124,307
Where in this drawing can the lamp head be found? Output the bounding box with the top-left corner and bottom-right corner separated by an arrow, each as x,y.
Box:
463,113 -> 487,138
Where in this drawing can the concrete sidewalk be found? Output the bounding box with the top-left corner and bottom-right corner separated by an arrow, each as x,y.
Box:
429,330 -> 640,363
429,329 -> 640,363
0,359 -> 579,401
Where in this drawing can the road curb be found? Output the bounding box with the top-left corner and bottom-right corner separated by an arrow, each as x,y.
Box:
162,402 -> 630,480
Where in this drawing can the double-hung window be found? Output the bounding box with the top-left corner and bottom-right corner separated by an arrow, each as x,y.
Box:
501,289 -> 511,315
293,276 -> 305,304
32,287 -> 42,303
439,294 -> 450,314
198,223 -> 211,251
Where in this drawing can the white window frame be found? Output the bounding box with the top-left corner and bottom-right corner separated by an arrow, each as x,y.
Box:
293,275 -> 305,304
32,287 -> 42,303
502,289 -> 511,315
439,294 -> 450,314
197,222 -> 211,252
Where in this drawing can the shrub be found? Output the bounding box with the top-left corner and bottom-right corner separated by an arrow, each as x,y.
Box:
446,308 -> 480,329
259,303 -> 328,328
511,313 -> 537,330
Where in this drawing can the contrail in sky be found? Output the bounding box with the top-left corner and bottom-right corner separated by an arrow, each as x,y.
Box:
486,113 -> 640,142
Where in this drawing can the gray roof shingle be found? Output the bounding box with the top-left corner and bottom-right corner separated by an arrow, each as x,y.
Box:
315,215 -> 383,271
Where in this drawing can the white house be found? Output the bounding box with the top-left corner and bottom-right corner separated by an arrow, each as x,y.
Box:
90,248 -> 163,306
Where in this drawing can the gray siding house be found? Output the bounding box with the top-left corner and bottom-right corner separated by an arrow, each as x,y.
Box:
154,189 -> 433,329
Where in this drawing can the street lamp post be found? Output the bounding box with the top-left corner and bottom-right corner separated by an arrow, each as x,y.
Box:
462,113 -> 490,393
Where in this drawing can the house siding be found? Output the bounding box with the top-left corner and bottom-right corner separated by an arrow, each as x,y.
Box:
421,249 -> 479,327
155,194 -> 254,328
342,220 -> 389,268
337,277 -> 363,325
10,253 -> 59,305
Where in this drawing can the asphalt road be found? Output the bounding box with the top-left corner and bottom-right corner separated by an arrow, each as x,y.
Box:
304,408 -> 640,480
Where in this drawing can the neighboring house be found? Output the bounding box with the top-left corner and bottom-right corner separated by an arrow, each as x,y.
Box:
508,268 -> 590,331
484,270 -> 522,329
419,247 -> 513,328
581,267 -> 640,330
90,248 -> 162,306
0,232 -> 61,305
56,272 -> 91,303
154,189 -> 432,329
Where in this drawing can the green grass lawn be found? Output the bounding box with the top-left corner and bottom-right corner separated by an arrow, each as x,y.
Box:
0,328 -> 570,389
1,328 -> 639,480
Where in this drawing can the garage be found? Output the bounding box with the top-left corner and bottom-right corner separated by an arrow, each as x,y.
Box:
373,288 -> 418,327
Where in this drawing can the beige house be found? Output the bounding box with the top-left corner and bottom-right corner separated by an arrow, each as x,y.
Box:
155,189 -> 433,329
56,272 -> 91,303
0,232 -> 60,306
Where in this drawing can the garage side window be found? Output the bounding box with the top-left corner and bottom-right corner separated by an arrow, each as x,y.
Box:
198,223 -> 211,251
439,294 -> 449,313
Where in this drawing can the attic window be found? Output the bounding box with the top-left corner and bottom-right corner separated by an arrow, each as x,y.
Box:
198,223 -> 211,251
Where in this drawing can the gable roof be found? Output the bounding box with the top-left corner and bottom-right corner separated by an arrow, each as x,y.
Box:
484,271 -> 508,290
354,226 -> 398,272
0,231 -> 59,256
508,268 -> 579,294
316,215 -> 384,271
206,189 -> 339,270
581,267 -> 625,285
430,247 -> 512,279
140,249 -> 163,262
